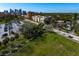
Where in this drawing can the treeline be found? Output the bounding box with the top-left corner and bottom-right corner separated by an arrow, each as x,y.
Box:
0,14 -> 24,24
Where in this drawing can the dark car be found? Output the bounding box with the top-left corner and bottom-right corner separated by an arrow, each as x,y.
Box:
68,35 -> 73,38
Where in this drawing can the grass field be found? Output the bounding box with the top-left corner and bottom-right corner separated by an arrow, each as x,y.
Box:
13,32 -> 79,56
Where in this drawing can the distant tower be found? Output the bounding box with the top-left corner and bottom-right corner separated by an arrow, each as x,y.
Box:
10,9 -> 14,15
22,10 -> 26,15
19,9 -> 22,15
4,10 -> 8,14
15,9 -> 19,15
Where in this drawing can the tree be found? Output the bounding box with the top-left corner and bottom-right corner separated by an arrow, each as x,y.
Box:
74,23 -> 79,36
21,22 -> 44,40
2,37 -> 9,46
44,16 -> 52,24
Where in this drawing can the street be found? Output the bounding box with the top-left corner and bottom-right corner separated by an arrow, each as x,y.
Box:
53,29 -> 79,42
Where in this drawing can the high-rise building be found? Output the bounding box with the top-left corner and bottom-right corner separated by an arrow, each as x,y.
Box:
15,9 -> 19,15
4,10 -> 8,14
19,9 -> 22,15
22,10 -> 26,15
10,9 -> 14,14
2,9 -> 27,15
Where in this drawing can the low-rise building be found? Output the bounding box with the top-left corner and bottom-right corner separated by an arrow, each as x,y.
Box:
55,20 -> 73,31
55,20 -> 64,30
64,20 -> 73,31
0,20 -> 24,42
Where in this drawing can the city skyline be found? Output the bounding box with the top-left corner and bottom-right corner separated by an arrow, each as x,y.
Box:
0,3 -> 79,13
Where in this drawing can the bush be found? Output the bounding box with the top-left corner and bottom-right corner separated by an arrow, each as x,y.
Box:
2,37 -> 9,46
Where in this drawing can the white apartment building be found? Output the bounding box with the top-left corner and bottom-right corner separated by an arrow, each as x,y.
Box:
0,20 -> 24,42
32,15 -> 46,23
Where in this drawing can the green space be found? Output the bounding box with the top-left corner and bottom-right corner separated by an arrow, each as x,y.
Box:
1,23 -> 79,56
13,32 -> 79,56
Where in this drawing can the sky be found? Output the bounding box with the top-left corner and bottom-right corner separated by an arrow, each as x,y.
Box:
0,3 -> 79,13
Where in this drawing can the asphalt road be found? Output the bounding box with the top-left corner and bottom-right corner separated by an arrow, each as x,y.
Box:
53,29 -> 79,42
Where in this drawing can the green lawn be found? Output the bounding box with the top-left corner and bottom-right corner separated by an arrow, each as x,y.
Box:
14,32 -> 79,56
